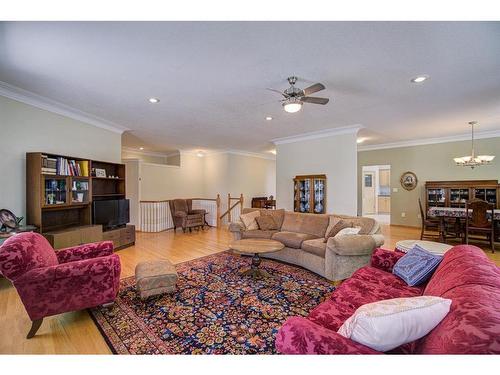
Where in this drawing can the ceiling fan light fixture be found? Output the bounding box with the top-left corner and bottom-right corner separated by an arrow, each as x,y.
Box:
283,98 -> 303,113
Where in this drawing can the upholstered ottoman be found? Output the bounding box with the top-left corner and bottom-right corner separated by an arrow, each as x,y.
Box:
135,260 -> 178,299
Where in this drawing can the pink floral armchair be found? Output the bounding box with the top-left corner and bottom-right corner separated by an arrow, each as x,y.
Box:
0,232 -> 121,338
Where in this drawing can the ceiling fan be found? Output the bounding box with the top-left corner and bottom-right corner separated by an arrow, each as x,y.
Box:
267,76 -> 330,113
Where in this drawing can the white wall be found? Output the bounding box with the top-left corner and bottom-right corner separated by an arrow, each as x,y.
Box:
0,95 -> 122,217
276,131 -> 358,215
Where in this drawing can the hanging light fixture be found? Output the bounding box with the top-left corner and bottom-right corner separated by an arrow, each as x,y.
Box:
454,121 -> 495,169
282,97 -> 303,113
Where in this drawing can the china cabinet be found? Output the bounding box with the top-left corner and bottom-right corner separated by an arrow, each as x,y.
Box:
293,174 -> 327,214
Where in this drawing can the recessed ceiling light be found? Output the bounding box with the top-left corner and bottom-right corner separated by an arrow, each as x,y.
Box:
265,116 -> 273,121
410,75 -> 429,83
148,97 -> 160,103
356,138 -> 365,144
139,147 -> 144,150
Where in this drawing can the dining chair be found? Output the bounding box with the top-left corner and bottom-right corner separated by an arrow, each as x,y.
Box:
418,198 -> 441,240
465,199 -> 495,253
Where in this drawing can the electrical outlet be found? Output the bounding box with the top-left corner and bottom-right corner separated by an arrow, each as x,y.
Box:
401,212 -> 406,218
393,187 -> 398,193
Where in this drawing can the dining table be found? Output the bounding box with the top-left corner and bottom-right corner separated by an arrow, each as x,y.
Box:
427,206 -> 500,243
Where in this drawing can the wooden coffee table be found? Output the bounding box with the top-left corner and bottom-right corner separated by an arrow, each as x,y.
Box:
229,239 -> 284,279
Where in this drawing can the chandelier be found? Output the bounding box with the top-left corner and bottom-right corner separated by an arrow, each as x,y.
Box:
454,121 -> 495,169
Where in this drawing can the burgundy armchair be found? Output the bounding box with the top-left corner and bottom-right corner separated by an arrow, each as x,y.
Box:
0,232 -> 121,338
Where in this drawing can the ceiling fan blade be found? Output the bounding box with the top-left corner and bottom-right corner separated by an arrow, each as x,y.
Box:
302,83 -> 325,96
300,96 -> 329,105
266,88 -> 287,97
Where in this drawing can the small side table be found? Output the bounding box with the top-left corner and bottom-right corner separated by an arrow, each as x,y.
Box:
395,240 -> 452,255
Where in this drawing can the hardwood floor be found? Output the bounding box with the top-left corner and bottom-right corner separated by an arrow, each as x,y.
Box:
0,225 -> 497,354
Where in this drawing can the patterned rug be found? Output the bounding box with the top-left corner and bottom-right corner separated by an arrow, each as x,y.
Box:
89,251 -> 334,354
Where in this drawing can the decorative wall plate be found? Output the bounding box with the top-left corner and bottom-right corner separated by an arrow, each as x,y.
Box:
400,171 -> 418,191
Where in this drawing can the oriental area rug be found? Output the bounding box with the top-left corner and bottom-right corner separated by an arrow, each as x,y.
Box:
89,251 -> 334,354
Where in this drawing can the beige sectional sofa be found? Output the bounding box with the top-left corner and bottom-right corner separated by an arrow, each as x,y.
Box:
229,208 -> 384,282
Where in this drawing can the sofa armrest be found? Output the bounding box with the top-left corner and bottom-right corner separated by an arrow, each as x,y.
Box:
275,317 -> 380,354
229,221 -> 245,233
370,248 -> 404,272
327,235 -> 380,256
56,241 -> 114,263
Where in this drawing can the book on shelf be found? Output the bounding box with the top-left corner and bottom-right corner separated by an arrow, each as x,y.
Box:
42,155 -> 90,177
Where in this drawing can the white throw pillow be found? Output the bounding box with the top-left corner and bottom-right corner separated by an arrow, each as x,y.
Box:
337,296 -> 452,352
239,210 -> 260,230
334,226 -> 361,237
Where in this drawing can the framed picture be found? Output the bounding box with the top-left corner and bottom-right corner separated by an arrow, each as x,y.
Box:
95,168 -> 107,178
400,171 -> 418,191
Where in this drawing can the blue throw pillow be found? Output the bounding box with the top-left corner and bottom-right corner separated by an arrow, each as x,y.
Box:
393,245 -> 443,286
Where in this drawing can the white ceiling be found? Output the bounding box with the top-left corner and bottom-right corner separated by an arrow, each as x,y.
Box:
1,21 -> 500,154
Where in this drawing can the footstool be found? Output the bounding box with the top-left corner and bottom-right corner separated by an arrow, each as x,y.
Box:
135,260 -> 178,299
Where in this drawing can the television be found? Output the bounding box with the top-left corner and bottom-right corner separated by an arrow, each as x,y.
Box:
93,199 -> 129,230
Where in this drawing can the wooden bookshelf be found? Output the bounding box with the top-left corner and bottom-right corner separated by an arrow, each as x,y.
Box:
26,153 -> 127,245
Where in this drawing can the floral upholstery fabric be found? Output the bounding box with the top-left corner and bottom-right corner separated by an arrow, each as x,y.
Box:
276,246 -> 500,354
418,245 -> 500,354
56,241 -> 114,263
275,316 -> 380,354
0,233 -> 58,280
0,232 -> 121,321
370,247 -> 405,273
307,266 -> 422,332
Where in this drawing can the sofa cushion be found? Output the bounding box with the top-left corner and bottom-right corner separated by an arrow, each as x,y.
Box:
272,231 -> 316,249
240,210 -> 260,230
281,212 -> 329,237
332,215 -> 378,235
241,230 -> 279,240
324,219 -> 353,242
338,296 -> 451,352
255,215 -> 279,230
262,209 -> 285,229
308,266 -> 423,332
301,238 -> 327,258
393,245 -> 443,286
416,244 -> 500,354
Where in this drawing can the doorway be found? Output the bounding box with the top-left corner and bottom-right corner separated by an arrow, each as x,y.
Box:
362,165 -> 391,224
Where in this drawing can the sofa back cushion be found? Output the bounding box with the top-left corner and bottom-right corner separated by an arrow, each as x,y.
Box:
281,212 -> 329,238
241,208 -> 285,229
417,245 -> 500,354
0,232 -> 58,281
328,215 -> 379,235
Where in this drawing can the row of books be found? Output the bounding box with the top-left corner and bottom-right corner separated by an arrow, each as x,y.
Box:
42,155 -> 89,176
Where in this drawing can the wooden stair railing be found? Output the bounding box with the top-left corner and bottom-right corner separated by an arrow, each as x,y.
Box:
217,193 -> 243,227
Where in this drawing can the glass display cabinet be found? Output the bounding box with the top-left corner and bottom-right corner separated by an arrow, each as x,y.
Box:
293,174 -> 327,214
43,176 -> 67,206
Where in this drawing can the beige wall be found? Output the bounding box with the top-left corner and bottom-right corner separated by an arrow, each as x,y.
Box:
358,137 -> 500,227
139,153 -> 205,201
137,151 -> 276,204
124,159 -> 141,226
276,132 -> 358,215
0,95 -> 122,217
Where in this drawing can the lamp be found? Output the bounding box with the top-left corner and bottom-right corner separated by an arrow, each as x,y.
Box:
283,97 -> 303,113
454,121 -> 495,169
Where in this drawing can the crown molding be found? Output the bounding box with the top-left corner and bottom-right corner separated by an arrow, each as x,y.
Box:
179,149 -> 276,160
358,130 -> 500,152
122,146 -> 174,158
0,80 -> 129,134
271,125 -> 363,145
